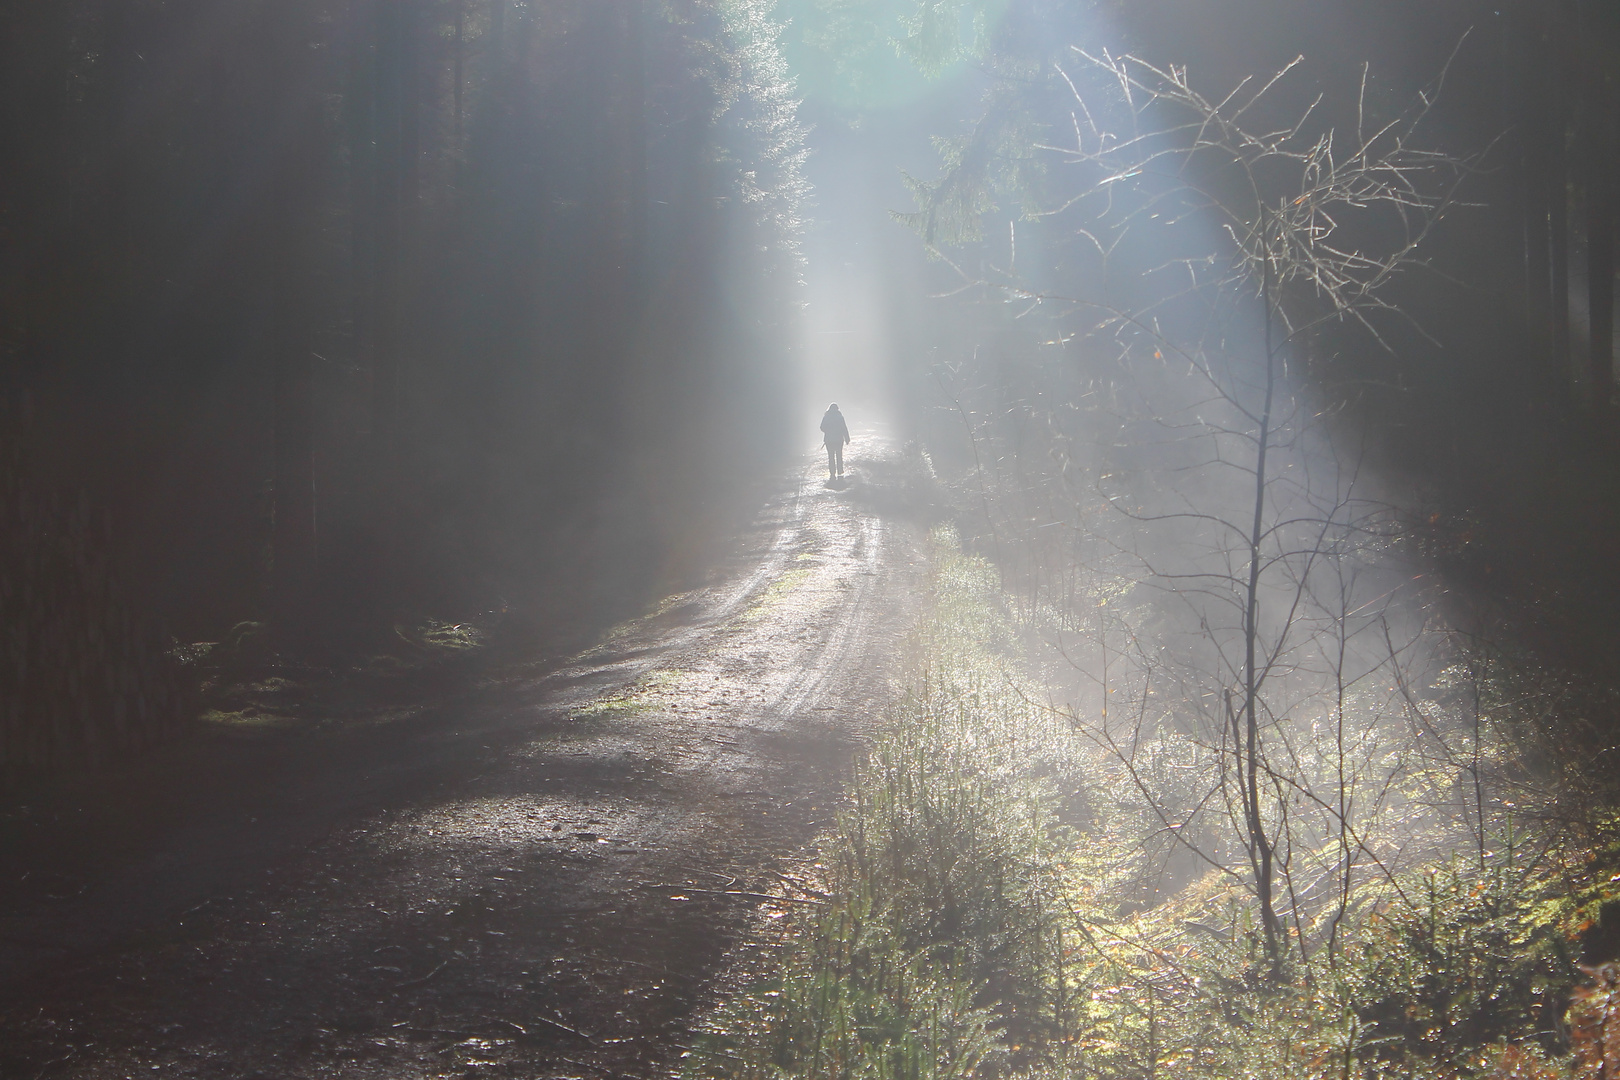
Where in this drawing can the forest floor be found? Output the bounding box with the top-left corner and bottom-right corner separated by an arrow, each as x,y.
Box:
0,427 -> 932,1080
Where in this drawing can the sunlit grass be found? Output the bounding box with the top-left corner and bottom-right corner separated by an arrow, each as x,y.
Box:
414,618 -> 485,651
197,707 -> 297,730
685,527 -> 1620,1080
685,528 -> 1087,1078
569,668 -> 683,723
743,567 -> 816,621
568,697 -> 647,724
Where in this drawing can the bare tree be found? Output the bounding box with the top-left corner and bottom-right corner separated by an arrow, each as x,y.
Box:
1058,51 -> 1484,962
913,50 -> 1482,965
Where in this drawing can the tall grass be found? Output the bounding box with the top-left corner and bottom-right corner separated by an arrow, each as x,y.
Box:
684,528 -> 1620,1080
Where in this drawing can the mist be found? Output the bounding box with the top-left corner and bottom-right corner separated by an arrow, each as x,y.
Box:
4,1 -> 1620,1077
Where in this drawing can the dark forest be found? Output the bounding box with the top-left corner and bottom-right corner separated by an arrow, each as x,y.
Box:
3,0 -> 806,768
3,1 -> 1620,1077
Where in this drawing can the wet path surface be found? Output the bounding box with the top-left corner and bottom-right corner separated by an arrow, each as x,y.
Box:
0,441 -> 929,1079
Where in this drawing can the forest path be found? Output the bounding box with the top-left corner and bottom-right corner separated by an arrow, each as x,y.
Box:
0,427 -> 931,1079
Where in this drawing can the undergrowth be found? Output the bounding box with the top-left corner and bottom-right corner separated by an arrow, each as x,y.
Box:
684,528 -> 1620,1080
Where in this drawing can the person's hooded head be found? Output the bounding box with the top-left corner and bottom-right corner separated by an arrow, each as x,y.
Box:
828,403 -> 840,412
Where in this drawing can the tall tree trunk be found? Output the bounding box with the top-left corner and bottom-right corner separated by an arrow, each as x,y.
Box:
399,0 -> 421,272
399,0 -> 421,439
363,0 -> 421,610
584,0 -> 647,451
374,0 -> 420,458
1241,247 -> 1282,967
273,244 -> 318,643
349,0 -> 378,439
372,0 -> 404,459
1516,0 -> 1552,381
1586,10 -> 1616,414
491,0 -> 504,67
454,0 -> 464,177
1549,8 -> 1573,401
100,0 -> 136,281
271,1 -> 321,643
616,0 -> 647,302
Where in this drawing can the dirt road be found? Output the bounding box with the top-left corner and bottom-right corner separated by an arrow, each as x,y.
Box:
0,437 -> 930,1079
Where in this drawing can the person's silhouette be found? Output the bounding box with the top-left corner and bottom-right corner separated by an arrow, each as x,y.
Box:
819,403 -> 850,479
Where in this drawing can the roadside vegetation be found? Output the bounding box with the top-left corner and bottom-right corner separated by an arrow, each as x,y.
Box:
685,528 -> 1620,1080
681,26 -> 1620,1075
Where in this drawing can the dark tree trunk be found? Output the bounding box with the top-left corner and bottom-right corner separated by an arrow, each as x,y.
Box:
617,0 -> 647,301
583,0 -> 647,447
1585,5 -> 1617,413
100,0 -> 135,279
272,267 -> 318,642
374,0 -> 421,455
1516,1 -> 1552,380
271,1 -> 322,642
372,0 -> 404,458
1549,18 -> 1573,400
361,0 -> 422,610
398,0 -> 421,430
454,0 -> 464,172
348,0 -> 378,422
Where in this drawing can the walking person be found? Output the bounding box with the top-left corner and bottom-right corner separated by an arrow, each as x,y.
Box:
820,403 -> 850,479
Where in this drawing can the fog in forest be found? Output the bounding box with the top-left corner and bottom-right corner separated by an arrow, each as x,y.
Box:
5,2 -> 1620,1077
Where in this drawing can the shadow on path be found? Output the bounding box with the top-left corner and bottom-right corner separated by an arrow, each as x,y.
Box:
0,439 -> 933,1079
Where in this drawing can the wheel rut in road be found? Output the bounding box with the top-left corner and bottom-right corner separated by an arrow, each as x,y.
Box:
0,439 -> 930,1079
